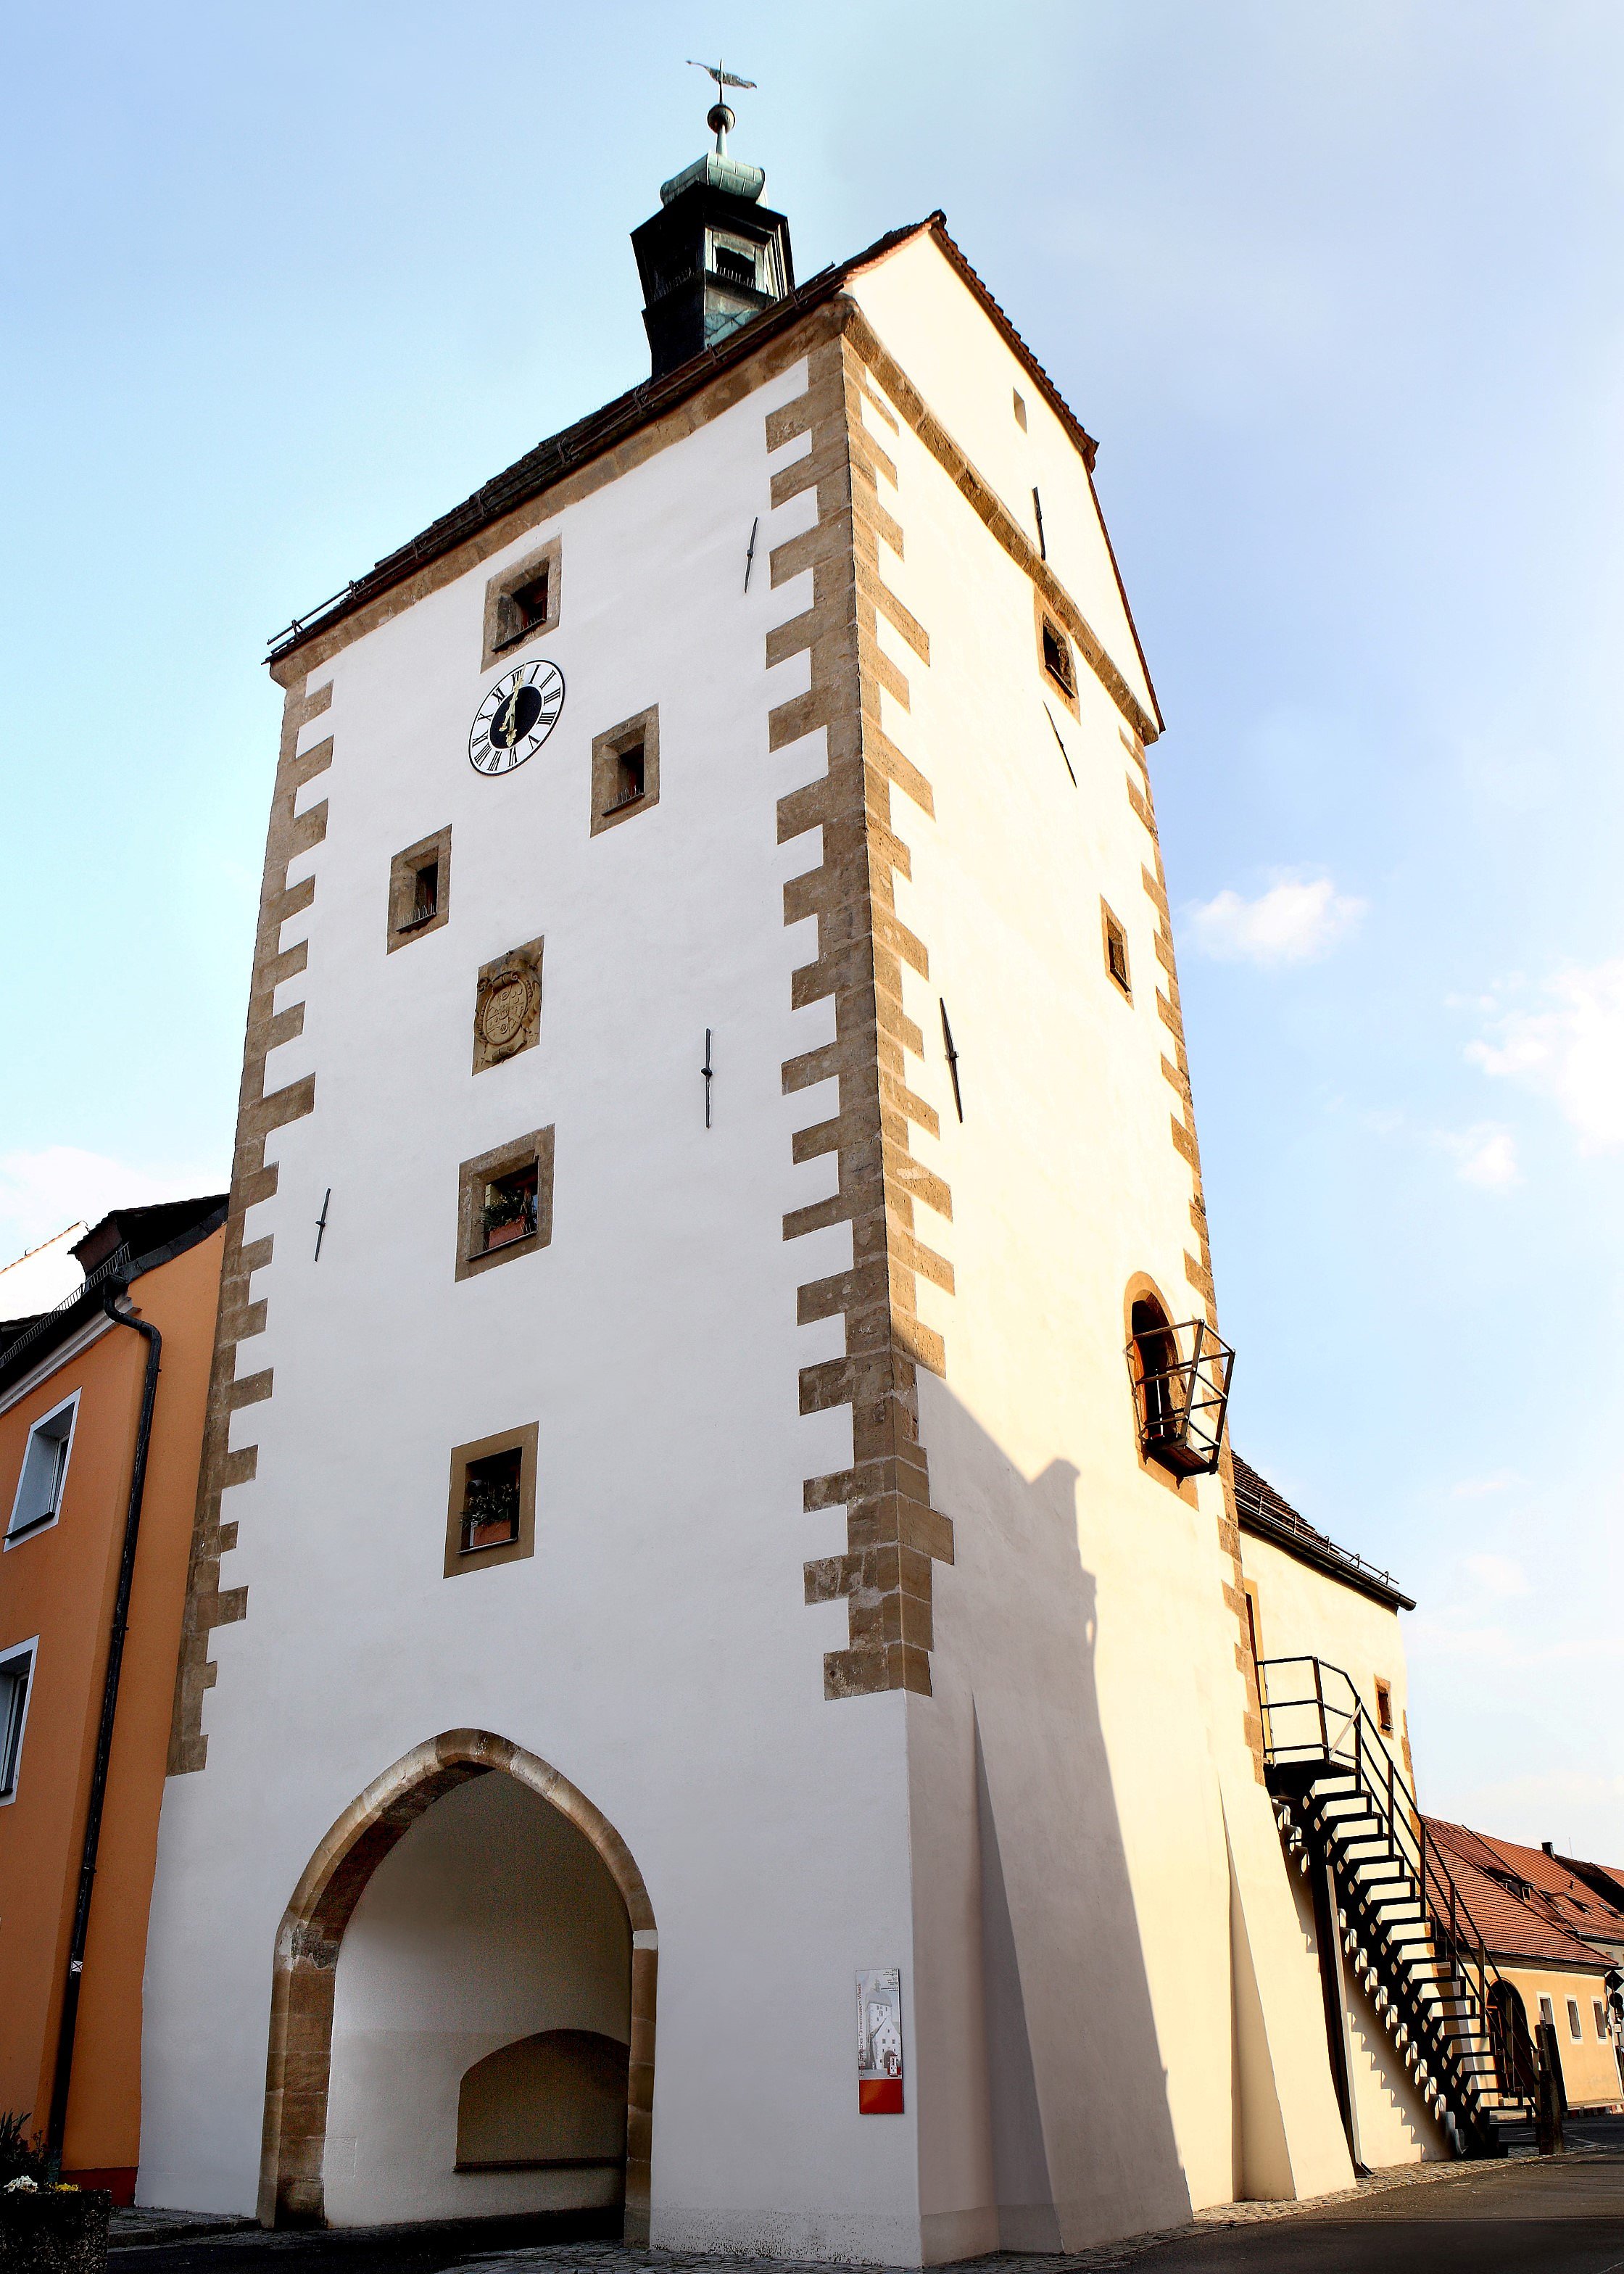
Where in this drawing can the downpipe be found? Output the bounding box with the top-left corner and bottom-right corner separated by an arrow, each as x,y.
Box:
45,1282 -> 162,2159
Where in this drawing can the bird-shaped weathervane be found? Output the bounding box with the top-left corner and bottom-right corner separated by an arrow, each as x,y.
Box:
687,57 -> 756,154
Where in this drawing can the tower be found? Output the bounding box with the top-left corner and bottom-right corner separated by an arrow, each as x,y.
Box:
138,94 -> 1356,2257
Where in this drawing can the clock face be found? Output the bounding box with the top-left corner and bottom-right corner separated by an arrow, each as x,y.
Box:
470,659 -> 565,776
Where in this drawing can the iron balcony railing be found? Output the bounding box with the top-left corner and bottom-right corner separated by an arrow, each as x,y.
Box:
1126,1316 -> 1234,1476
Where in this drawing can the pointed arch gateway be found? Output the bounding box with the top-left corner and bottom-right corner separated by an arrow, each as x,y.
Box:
257,1729 -> 656,2236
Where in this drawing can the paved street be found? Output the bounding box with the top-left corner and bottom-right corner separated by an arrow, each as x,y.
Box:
109,2131 -> 1624,2274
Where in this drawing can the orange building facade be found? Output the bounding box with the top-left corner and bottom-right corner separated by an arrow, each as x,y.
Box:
0,1198 -> 224,2200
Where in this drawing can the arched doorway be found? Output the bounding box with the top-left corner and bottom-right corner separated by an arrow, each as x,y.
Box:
257,1731 -> 655,2236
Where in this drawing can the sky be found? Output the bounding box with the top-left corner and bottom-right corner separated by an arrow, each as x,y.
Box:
2,1 -> 1621,1853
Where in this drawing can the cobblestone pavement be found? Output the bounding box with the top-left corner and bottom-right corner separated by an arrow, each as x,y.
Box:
109,2133 -> 1624,2274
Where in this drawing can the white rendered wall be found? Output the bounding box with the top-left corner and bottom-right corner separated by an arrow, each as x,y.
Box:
139,351 -> 929,2259
324,1770 -> 630,2223
842,252 -> 1351,2248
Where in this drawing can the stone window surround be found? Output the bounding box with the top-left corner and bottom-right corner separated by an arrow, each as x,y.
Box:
455,1126 -> 555,1284
443,1421 -> 538,1577
1100,898 -> 1132,1001
1035,587 -> 1080,719
481,536 -> 563,675
472,937 -> 545,1076
386,826 -> 451,953
590,706 -> 660,838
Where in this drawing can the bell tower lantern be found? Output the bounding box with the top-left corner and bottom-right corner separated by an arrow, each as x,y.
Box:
631,63 -> 795,379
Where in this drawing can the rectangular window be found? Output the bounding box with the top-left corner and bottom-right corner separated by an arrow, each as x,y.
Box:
455,1128 -> 555,1284
1101,903 -> 1132,999
1596,2000 -> 1609,2040
605,743 -> 646,814
1539,1995 -> 1556,2031
508,567 -> 550,634
387,827 -> 451,951
1567,1997 -> 1582,2041
483,536 -> 562,671
0,1645 -> 35,1799
1040,617 -> 1074,695
1375,1679 -> 1393,1735
460,1446 -> 523,1554
713,243 -> 756,289
1012,389 -> 1027,430
444,1424 -> 538,1576
7,1394 -> 78,1543
591,706 -> 660,837
1032,487 -> 1047,561
481,1162 -> 538,1254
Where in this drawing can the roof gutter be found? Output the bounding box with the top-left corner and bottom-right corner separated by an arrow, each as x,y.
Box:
45,1281 -> 162,2159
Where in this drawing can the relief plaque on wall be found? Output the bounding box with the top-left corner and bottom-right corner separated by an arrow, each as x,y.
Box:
473,937 -> 544,1075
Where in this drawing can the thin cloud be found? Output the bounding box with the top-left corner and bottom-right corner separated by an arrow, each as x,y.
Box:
1463,1552 -> 1530,1599
1186,874 -> 1364,966
1437,1124 -> 1520,1190
1467,960 -> 1624,1153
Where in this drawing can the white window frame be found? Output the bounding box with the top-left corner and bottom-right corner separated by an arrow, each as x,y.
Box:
1567,1996 -> 1583,2041
0,1639 -> 38,1803
5,1389 -> 80,1547
1539,1993 -> 1557,2031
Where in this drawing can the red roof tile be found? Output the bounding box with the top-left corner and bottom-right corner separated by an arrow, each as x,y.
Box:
1425,1816 -> 1619,1970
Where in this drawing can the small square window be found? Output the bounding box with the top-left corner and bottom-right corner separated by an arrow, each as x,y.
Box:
591,707 -> 660,837
1375,1679 -> 1393,1735
0,1645 -> 35,1798
483,537 -> 562,671
387,827 -> 451,951
444,1424 -> 536,1576
1101,904 -> 1131,1000
455,1128 -> 555,1283
460,1446 -> 523,1554
7,1395 -> 77,1545
1567,1997 -> 1583,2041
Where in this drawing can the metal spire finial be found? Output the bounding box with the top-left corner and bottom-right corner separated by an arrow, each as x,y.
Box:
687,56 -> 756,154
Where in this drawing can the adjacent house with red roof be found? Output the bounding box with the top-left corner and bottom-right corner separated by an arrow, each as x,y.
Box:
1425,1817 -> 1624,2110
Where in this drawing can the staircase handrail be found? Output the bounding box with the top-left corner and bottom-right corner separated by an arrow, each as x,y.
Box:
1257,1653 -> 1515,2099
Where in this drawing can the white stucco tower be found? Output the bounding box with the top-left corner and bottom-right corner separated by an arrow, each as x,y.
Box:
139,134 -> 1356,2259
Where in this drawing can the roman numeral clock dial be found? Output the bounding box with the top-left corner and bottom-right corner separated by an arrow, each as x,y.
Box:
470,659 -> 565,775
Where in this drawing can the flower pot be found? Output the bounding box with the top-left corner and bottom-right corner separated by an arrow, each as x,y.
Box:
484,1217 -> 530,1251
0,2187 -> 110,2274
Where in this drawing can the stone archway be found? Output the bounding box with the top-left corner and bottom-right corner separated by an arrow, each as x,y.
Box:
257,1730 -> 655,2236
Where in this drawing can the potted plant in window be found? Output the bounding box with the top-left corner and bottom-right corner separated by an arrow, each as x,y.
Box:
481,1181 -> 536,1252
0,2113 -> 109,2274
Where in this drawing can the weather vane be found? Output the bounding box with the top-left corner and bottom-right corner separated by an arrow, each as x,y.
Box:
687,57 -> 756,154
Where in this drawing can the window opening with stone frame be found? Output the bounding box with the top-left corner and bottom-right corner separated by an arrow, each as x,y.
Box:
1375,1679 -> 1393,1736
1102,905 -> 1132,999
460,1446 -> 523,1556
7,1394 -> 77,1543
1130,1297 -> 1179,1456
483,537 -> 561,671
1596,2001 -> 1610,2040
590,707 -> 659,838
387,827 -> 451,951
504,567 -> 550,643
1567,1998 -> 1583,2041
1040,614 -> 1075,698
1540,1996 -> 1557,2031
0,1644 -> 34,1799
482,1162 -> 539,1254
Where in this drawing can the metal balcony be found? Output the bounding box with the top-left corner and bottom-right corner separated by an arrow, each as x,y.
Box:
1127,1315 -> 1234,1476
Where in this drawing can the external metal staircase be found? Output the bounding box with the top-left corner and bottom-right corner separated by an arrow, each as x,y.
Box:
1259,1656 -> 1533,2159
